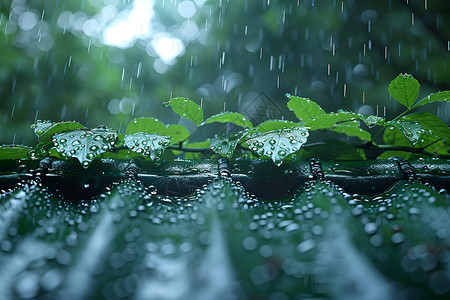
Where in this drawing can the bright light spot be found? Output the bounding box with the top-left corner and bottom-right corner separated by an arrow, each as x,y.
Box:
178,1 -> 196,18
102,20 -> 135,48
101,5 -> 117,23
102,0 -> 154,48
108,98 -> 135,114
57,11 -> 73,30
154,59 -> 169,74
36,34 -> 55,51
151,34 -> 185,64
18,11 -> 37,31
181,20 -> 199,40
83,19 -> 101,37
119,98 -> 134,114
108,99 -> 121,114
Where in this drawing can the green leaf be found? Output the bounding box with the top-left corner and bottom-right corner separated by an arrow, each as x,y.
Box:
245,127 -> 309,166
255,120 -> 301,132
286,94 -> 326,122
31,120 -> 85,148
330,121 -> 372,141
306,112 -> 360,130
210,130 -> 250,158
412,91 -> 450,109
388,73 -> 420,109
163,125 -> 191,142
124,132 -> 171,162
126,117 -> 190,143
383,126 -> 411,147
415,132 -> 450,155
165,97 -> 203,126
387,120 -> 424,145
0,145 -> 32,160
52,127 -> 118,168
402,112 -> 450,142
360,115 -> 385,128
202,112 -> 253,128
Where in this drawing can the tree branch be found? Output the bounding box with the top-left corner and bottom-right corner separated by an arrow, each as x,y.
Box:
354,142 -> 450,159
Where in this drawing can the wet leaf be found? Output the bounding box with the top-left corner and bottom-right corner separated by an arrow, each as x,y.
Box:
331,121 -> 372,141
210,130 -> 250,158
388,73 -> 420,109
306,112 -> 360,130
0,145 -> 32,160
383,126 -> 411,147
202,112 -> 253,128
387,120 -> 424,145
255,120 -> 301,132
360,115 -> 385,128
415,132 -> 449,154
402,112 -> 450,142
126,117 -> 190,142
31,120 -> 85,148
165,97 -> 203,126
245,127 -> 309,166
286,94 -> 326,122
412,90 -> 450,109
124,132 -> 171,162
52,127 -> 118,168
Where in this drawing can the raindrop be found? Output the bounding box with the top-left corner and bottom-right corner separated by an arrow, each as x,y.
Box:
242,236 -> 257,252
391,232 -> 406,244
364,222 -> 378,235
297,239 -> 316,254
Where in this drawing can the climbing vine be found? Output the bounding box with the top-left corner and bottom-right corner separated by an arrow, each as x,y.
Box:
1,74 -> 449,168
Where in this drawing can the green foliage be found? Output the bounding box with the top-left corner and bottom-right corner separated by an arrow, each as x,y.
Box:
1,74 -> 449,166
255,120 -> 301,132
402,112 -> 450,142
165,97 -> 203,126
330,121 -> 372,141
210,130 -> 250,158
360,115 -> 385,128
0,145 -> 32,160
245,127 -> 309,166
286,94 -> 325,122
305,112 -> 361,130
412,91 -> 450,109
126,117 -> 189,143
31,120 -> 85,148
124,132 -> 171,162
52,127 -> 118,168
388,74 -> 420,109
202,112 -> 253,128
386,120 -> 424,145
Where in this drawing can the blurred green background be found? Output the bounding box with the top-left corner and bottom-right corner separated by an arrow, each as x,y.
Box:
1,0 -> 449,145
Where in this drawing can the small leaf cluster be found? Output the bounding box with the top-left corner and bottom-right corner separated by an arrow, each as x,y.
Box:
1,74 -> 449,167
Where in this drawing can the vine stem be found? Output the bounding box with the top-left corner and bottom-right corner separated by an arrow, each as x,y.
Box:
354,142 -> 450,159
